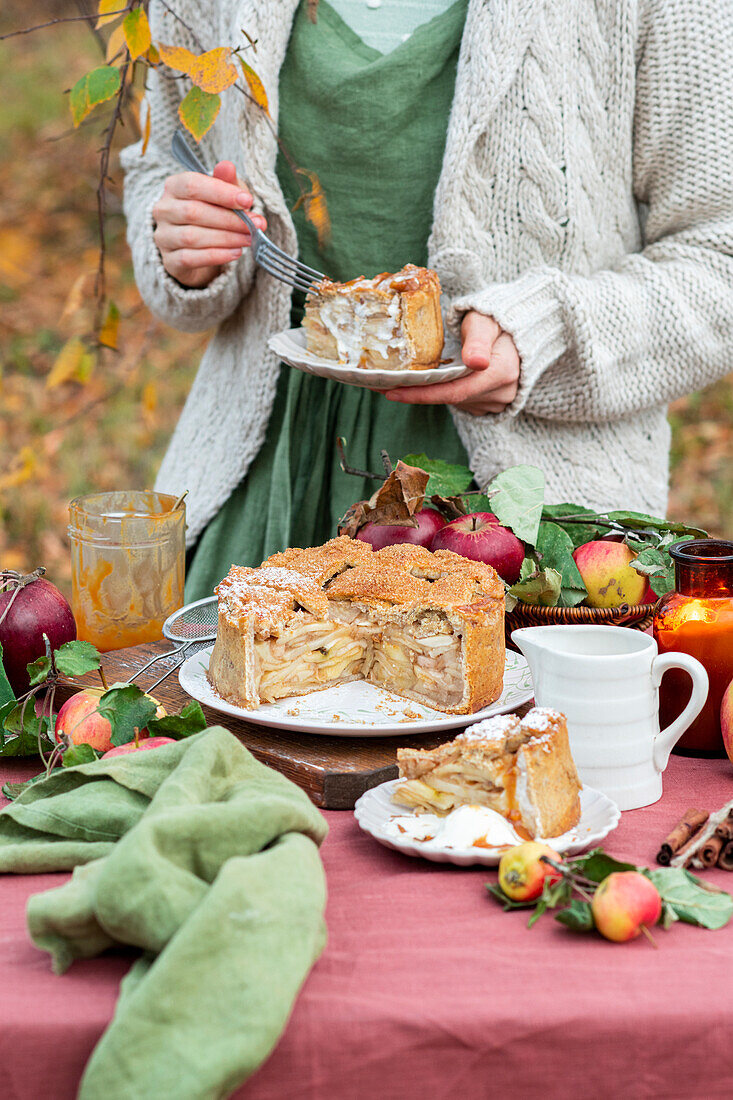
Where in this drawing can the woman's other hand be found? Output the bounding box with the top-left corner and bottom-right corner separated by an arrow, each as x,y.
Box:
152,161 -> 267,288
384,311 -> 520,415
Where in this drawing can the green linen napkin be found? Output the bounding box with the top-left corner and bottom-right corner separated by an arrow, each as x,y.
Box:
0,728 -> 328,1099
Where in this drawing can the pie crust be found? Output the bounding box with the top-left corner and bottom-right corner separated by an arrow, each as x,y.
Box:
393,708 -> 582,838
207,537 -> 505,714
304,264 -> 443,370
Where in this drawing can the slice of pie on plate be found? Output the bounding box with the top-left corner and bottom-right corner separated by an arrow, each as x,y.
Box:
393,707 -> 581,838
207,536 -> 505,714
304,264 -> 443,371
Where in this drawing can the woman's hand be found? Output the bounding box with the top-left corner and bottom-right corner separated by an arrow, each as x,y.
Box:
384,311 -> 520,415
152,161 -> 267,288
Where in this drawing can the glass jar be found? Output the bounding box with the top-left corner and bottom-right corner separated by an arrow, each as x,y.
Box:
68,491 -> 186,652
653,539 -> 733,755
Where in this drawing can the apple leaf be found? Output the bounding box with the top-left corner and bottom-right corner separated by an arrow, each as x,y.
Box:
146,701 -> 207,740
0,645 -> 14,709
646,868 -> 733,930
485,883 -> 536,911
486,465 -> 545,545
541,504 -> 605,548
97,684 -> 158,747
338,461 -> 428,536
2,771 -> 57,801
571,849 -> 637,883
535,522 -> 586,607
508,564 -> 562,607
527,876 -> 573,927
62,743 -> 99,768
54,640 -> 102,678
402,454 -> 474,498
178,86 -> 221,141
26,657 -> 52,688
555,900 -> 594,932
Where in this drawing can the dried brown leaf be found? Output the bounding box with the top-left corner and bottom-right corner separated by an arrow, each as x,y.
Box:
338,461 -> 428,536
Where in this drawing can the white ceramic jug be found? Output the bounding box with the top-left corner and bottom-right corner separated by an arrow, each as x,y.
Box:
511,625 -> 709,811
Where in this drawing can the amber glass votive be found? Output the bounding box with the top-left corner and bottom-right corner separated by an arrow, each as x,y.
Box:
653,539 -> 733,755
68,491 -> 185,652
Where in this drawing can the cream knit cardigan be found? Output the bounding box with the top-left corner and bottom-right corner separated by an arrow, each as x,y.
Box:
122,0 -> 733,547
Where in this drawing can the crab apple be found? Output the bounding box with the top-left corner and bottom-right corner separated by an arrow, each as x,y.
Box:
572,540 -> 652,608
356,508 -> 446,551
591,872 -> 662,943
103,737 -> 176,758
55,689 -> 166,752
498,841 -> 563,901
430,512 -> 525,584
721,677 -> 733,763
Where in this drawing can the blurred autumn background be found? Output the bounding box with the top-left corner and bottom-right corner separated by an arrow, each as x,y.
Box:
1,0 -> 731,602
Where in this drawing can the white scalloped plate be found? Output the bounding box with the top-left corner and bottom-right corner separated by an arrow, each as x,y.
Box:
267,326 -> 469,390
354,780 -> 621,866
178,647 -> 533,737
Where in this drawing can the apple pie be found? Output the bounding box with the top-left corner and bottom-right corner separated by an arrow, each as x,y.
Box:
304,264 -> 443,370
393,708 -> 581,838
207,537 -> 505,714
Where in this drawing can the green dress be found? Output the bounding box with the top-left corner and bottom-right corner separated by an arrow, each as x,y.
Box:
186,0 -> 469,600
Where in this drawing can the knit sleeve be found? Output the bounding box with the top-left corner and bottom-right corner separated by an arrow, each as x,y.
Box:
446,0 -> 733,424
119,2 -> 255,334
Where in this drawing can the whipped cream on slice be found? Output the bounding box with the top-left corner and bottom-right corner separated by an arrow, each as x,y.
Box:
384,804 -> 523,850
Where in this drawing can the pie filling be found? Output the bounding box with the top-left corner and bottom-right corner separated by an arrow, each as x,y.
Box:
304,292 -> 410,370
393,763 -> 519,820
249,611 -> 464,709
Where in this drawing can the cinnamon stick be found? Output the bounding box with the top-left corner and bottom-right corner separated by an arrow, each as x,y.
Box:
719,840 -> 733,872
656,808 -> 709,866
671,798 -> 733,869
696,833 -> 725,869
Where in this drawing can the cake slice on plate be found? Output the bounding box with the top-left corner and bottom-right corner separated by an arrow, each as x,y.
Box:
393,708 -> 581,838
304,264 -> 443,370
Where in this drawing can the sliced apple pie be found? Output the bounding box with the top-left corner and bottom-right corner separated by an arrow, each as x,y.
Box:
393,708 -> 581,838
304,264 -> 443,370
207,536 -> 505,714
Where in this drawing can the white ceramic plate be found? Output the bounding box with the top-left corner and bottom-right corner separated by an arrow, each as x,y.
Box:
354,780 -> 621,866
267,326 -> 469,390
178,647 -> 533,737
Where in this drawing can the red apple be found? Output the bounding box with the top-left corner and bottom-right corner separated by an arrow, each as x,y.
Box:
429,512 -> 524,583
356,508 -> 446,551
572,541 -> 650,608
55,688 -> 113,751
103,736 -> 176,758
0,572 -> 76,695
722,677 -> 733,762
591,872 -> 662,943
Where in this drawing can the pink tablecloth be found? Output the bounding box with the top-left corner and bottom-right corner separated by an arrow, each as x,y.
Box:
3,754 -> 733,1100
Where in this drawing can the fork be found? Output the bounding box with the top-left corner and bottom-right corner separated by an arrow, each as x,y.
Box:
170,130 -> 326,293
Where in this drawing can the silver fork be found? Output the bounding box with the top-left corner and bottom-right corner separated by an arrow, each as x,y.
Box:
171,130 -> 327,293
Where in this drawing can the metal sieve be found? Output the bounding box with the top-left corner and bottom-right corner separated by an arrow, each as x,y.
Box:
128,596 -> 218,691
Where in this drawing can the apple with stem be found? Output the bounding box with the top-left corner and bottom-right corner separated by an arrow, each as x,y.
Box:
430,512 -> 525,584
498,842 -> 563,901
591,872 -> 662,943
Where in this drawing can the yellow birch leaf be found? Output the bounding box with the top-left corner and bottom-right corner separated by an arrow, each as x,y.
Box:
123,8 -> 152,62
60,271 -> 93,323
70,75 -> 91,127
188,47 -> 238,94
295,168 -> 331,247
0,448 -> 37,492
86,65 -> 122,108
141,99 -> 151,155
98,301 -> 120,349
46,338 -> 86,389
157,42 -> 197,74
178,87 -> 221,141
106,22 -> 127,64
0,228 -> 34,285
147,43 -> 161,65
142,382 -> 158,416
238,59 -> 269,115
96,0 -> 124,29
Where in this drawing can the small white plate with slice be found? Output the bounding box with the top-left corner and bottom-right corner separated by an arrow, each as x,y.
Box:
267,326 -> 469,390
354,780 -> 621,866
178,646 -> 533,737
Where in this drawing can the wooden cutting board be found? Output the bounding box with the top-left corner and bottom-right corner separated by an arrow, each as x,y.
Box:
60,640 -> 532,811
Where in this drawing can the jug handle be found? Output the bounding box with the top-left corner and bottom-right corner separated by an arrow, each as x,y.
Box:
651,653 -> 709,772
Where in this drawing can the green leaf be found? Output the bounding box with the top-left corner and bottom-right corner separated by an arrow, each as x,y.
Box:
86,65 -> 121,107
69,74 -> 90,127
402,454 -> 474,498
1,698 -> 54,756
54,640 -> 102,678
62,743 -> 99,767
605,511 -> 707,539
178,86 -> 221,141
509,566 -> 562,607
146,700 -> 207,740
646,868 -> 733,930
486,465 -> 545,545
0,644 -> 16,709
527,876 -> 573,927
555,900 -> 594,932
485,882 -> 537,911
570,849 -> 638,883
26,656 -> 52,688
97,684 -> 158,747
541,504 -> 606,549
535,522 -> 587,607
2,770 -> 56,801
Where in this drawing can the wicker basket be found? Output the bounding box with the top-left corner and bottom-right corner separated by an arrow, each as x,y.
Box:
506,600 -> 659,649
